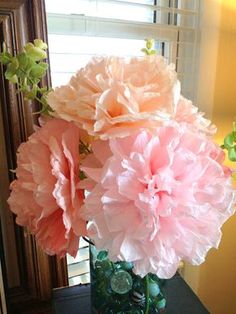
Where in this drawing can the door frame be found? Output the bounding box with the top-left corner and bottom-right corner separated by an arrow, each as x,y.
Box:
0,1 -> 68,312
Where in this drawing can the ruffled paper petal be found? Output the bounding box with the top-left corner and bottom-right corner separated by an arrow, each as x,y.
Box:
82,124 -> 235,279
8,119 -> 87,256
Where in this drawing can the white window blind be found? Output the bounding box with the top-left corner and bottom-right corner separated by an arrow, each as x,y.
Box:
46,0 -> 200,100
66,237 -> 90,286
45,0 -> 200,286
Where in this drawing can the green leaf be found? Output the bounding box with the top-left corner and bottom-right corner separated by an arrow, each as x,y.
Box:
146,38 -> 154,50
149,49 -> 157,55
9,74 -> 18,83
38,61 -> 48,70
29,63 -> 48,78
141,48 -> 149,55
34,39 -> 48,50
5,57 -> 20,81
1,40 -> 52,117
40,86 -> 49,93
224,133 -> 235,148
28,76 -> 40,85
17,53 -> 33,72
0,51 -> 12,65
142,39 -> 157,56
9,57 -> 19,71
228,147 -> 236,161
24,43 -> 47,61
5,67 -> 16,80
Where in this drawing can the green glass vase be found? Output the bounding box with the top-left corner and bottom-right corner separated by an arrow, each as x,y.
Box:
90,246 -> 166,314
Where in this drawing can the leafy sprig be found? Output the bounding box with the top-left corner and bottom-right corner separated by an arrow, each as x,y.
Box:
222,122 -> 236,162
0,39 -> 53,115
141,38 -> 157,56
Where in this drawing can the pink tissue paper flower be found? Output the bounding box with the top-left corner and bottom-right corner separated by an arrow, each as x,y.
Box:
46,55 -> 174,138
81,124 -> 235,279
47,55 -> 215,139
175,96 -> 216,135
8,118 -> 86,257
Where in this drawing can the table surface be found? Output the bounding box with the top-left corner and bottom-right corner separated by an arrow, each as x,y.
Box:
52,274 -> 210,314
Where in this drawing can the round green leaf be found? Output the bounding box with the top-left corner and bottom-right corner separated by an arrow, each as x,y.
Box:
9,74 -> 18,83
5,59 -> 19,80
17,53 -> 33,72
9,57 -> 19,71
0,51 -> 12,65
228,147 -> 236,162
29,63 -> 47,78
146,38 -> 154,50
34,39 -> 48,50
224,133 -> 234,148
25,44 -> 47,61
149,49 -> 157,55
141,48 -> 149,55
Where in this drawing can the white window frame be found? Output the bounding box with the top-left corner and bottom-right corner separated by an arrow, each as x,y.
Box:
47,1 -> 200,100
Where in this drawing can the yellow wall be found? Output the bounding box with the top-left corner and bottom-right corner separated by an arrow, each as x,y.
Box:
184,1 -> 236,313
213,1 -> 236,118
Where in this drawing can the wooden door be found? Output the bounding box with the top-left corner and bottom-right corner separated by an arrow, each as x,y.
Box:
0,1 -> 68,313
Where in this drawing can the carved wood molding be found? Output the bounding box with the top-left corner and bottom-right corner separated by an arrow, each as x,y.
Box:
0,0 -> 68,311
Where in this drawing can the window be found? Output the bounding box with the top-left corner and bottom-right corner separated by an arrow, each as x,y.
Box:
45,0 -> 200,286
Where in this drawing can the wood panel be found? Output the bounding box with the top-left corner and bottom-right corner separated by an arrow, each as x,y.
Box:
0,1 -> 68,312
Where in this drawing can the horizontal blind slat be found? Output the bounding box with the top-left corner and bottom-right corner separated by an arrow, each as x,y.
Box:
95,0 -> 198,15
68,260 -> 90,278
46,0 -> 198,16
47,14 -> 196,39
69,273 -> 90,286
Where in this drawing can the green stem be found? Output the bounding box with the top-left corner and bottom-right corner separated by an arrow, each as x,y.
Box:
145,274 -> 150,314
